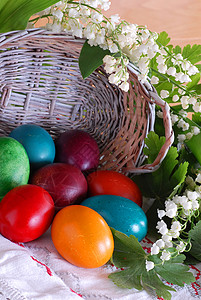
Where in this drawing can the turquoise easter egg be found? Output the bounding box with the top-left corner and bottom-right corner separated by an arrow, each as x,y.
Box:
9,124 -> 55,171
0,137 -> 30,200
81,195 -> 148,241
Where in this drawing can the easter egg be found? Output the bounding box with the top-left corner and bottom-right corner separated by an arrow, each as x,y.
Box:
31,163 -> 88,208
0,137 -> 30,200
87,170 -> 142,207
55,129 -> 100,172
51,205 -> 114,268
81,195 -> 147,241
0,184 -> 55,242
9,124 -> 55,171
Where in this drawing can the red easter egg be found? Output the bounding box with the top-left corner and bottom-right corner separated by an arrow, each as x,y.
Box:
31,163 -> 88,209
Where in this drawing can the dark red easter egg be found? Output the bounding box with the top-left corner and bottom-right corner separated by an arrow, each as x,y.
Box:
55,130 -> 100,172
31,163 -> 88,208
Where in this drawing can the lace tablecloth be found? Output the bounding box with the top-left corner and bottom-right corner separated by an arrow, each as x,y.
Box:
0,229 -> 201,300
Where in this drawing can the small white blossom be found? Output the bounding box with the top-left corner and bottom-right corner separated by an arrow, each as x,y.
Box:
176,241 -> 186,253
187,190 -> 198,201
155,239 -> 165,249
151,243 -> 160,255
180,96 -> 189,110
157,63 -> 167,74
119,81 -> 129,92
183,201 -> 192,210
177,134 -> 186,143
192,126 -> 200,135
151,76 -> 159,85
156,55 -> 166,64
162,233 -> 172,243
167,67 -> 176,76
193,102 -> 201,113
157,110 -> 163,119
145,260 -> 155,272
156,220 -> 168,235
171,113 -> 179,125
171,221 -> 182,233
160,250 -> 171,262
189,97 -> 197,105
186,132 -> 193,140
196,173 -> 201,184
188,65 -> 199,76
157,209 -> 166,219
160,90 -> 169,99
172,94 -> 179,102
192,199 -> 200,210
165,200 -> 178,218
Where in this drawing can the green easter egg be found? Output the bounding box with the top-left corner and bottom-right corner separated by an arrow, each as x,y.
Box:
0,137 -> 30,200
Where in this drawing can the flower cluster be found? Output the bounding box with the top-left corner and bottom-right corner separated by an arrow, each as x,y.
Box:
157,109 -> 200,144
31,0 -> 199,96
145,172 -> 201,272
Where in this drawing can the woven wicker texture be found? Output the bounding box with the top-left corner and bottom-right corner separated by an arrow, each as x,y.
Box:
0,29 -> 174,175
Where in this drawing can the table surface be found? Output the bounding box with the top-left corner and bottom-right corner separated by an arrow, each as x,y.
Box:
107,0 -> 201,47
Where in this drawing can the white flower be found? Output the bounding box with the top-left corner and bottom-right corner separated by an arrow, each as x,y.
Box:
181,74 -> 191,83
178,195 -> 188,206
180,96 -> 189,110
155,239 -> 165,249
172,94 -> 179,102
176,241 -> 186,253
187,190 -> 198,201
119,81 -> 130,92
157,64 -> 167,74
167,67 -> 176,76
145,260 -> 155,272
192,126 -> 200,135
156,220 -> 168,235
188,65 -> 199,76
52,9 -> 63,21
151,243 -> 160,255
177,134 -> 186,143
160,90 -> 169,99
189,97 -> 197,105
183,201 -> 192,210
156,55 -> 166,64
91,11 -> 103,23
68,8 -> 79,18
162,234 -> 172,243
165,200 -> 178,218
157,209 -> 166,219
150,76 -> 159,85
108,73 -> 121,85
171,113 -> 179,125
192,200 -> 200,210
196,173 -> 201,184
171,221 -> 182,233
181,61 -> 191,71
110,14 -> 120,24
157,110 -> 163,119
160,250 -> 171,262
193,102 -> 201,113
186,132 -> 193,140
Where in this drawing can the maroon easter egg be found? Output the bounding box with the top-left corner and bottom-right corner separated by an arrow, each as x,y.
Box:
31,163 -> 88,209
55,130 -> 100,172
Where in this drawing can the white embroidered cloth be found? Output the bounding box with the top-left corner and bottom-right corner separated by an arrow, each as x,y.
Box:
0,229 -> 201,300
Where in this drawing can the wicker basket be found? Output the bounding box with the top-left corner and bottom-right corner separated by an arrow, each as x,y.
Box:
0,28 -> 174,175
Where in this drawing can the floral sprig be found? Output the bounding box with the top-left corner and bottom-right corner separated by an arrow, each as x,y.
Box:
30,0 -> 200,99
145,170 -> 201,272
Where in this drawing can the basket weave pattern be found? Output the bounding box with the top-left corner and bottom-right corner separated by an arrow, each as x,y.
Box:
0,29 -> 174,175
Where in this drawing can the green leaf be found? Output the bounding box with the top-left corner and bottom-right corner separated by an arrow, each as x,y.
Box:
132,132 -> 188,199
109,229 -> 176,300
151,254 -> 195,286
79,41 -> 110,79
186,131 -> 201,166
182,44 -> 201,64
157,31 -> 171,47
0,0 -> 58,32
189,221 -> 201,261
192,113 -> 201,126
173,45 -> 182,54
186,73 -> 201,91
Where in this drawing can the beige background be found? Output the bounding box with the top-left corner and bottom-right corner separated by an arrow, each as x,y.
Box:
106,0 -> 201,46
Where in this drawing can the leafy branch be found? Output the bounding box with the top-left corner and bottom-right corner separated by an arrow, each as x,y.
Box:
109,228 -> 195,300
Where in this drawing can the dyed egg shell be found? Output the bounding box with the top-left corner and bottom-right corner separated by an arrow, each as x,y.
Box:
81,195 -> 148,241
51,205 -> 114,268
31,163 -> 88,209
55,129 -> 100,172
87,170 -> 142,207
9,124 -> 55,171
0,137 -> 30,200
